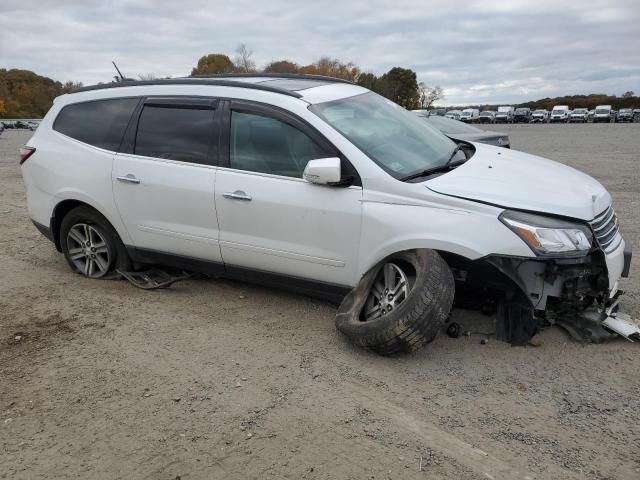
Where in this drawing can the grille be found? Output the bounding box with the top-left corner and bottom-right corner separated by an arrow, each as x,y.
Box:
590,206 -> 622,253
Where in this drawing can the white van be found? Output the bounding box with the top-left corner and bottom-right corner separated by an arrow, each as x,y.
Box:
593,105 -> 614,123
459,108 -> 480,123
550,105 -> 570,123
495,106 -> 514,123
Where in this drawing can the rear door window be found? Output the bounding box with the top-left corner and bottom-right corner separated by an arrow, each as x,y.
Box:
134,105 -> 216,164
54,98 -> 139,151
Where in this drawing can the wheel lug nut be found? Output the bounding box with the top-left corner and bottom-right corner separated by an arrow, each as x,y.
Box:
388,294 -> 393,300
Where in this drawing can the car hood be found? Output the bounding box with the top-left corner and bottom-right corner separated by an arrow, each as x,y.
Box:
448,132 -> 510,147
425,143 -> 610,220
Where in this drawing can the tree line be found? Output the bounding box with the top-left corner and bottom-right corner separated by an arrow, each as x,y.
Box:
190,45 -> 443,110
2,45 -> 637,118
0,45 -> 442,118
0,69 -> 82,118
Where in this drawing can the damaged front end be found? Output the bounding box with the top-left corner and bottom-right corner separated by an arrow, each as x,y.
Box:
446,206 -> 634,344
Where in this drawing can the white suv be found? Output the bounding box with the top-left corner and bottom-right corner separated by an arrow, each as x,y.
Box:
21,74 -> 631,354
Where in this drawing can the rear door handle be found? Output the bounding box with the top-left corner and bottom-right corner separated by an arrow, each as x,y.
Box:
222,190 -> 252,201
117,174 -> 141,184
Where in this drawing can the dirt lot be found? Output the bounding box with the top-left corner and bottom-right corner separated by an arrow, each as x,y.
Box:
1,124 -> 639,480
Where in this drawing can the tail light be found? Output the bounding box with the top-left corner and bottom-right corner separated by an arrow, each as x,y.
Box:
19,146 -> 36,165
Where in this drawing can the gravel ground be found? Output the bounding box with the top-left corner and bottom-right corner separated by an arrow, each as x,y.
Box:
1,124 -> 639,480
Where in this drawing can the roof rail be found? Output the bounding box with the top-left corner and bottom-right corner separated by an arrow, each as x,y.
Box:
189,72 -> 355,85
71,79 -> 304,98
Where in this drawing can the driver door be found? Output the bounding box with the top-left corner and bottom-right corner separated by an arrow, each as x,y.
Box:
214,100 -> 363,287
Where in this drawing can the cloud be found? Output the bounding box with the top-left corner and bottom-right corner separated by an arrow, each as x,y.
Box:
1,0 -> 638,104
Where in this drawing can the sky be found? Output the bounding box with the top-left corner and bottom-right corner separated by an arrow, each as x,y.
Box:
1,0 -> 639,105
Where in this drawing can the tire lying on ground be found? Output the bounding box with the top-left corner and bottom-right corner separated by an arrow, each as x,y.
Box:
335,249 -> 454,355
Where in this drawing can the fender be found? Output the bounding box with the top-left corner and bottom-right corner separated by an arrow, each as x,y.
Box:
356,200 -> 534,280
49,189 -> 133,249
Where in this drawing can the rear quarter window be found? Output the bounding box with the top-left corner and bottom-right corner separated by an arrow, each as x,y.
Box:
53,98 -> 139,151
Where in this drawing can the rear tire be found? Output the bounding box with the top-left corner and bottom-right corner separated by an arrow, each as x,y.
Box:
335,250 -> 454,355
60,206 -> 131,278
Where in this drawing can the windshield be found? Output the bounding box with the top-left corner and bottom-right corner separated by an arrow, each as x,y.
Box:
533,110 -> 545,114
552,110 -> 565,114
595,108 -> 609,114
515,109 -> 528,114
573,109 -> 587,114
311,92 -> 456,179
480,111 -> 493,116
620,109 -> 631,113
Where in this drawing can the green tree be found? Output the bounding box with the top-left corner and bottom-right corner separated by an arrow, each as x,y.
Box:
376,67 -> 420,109
264,60 -> 300,74
191,54 -> 235,76
356,72 -> 378,90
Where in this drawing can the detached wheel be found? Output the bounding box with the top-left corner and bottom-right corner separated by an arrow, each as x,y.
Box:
336,250 -> 454,355
60,206 -> 130,278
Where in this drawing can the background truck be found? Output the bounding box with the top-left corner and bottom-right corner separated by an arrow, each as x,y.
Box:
495,106 -> 514,123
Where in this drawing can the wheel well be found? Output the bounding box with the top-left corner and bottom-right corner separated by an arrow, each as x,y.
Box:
50,200 -> 96,251
436,250 -> 526,302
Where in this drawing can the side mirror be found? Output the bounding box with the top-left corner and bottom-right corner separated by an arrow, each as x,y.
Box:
303,157 -> 341,185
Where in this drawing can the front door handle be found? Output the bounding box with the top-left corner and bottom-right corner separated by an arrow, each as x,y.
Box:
116,174 -> 141,184
223,190 -> 252,201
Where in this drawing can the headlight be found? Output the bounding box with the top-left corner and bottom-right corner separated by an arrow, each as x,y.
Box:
500,210 -> 593,256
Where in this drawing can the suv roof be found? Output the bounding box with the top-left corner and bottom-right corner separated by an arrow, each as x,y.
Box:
73,73 -> 354,99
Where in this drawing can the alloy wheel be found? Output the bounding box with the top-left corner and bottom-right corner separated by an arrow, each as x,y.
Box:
66,223 -> 111,278
363,262 -> 412,321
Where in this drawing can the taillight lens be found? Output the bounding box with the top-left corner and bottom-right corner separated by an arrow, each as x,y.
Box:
19,146 -> 36,165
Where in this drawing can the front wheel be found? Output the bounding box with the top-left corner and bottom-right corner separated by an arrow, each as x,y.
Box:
60,206 -> 131,278
335,250 -> 454,355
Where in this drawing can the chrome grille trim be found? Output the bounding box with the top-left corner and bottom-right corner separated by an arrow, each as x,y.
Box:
590,206 -> 621,253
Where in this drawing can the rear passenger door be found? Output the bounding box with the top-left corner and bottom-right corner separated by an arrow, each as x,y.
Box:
113,97 -> 223,266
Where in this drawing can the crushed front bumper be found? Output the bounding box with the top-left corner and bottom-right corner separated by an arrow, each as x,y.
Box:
483,237 -> 631,344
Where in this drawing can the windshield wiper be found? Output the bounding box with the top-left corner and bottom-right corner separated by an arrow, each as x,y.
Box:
400,145 -> 466,182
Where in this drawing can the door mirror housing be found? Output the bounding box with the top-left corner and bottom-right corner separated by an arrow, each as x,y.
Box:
303,157 -> 341,185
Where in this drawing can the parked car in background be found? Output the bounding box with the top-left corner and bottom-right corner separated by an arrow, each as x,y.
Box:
550,105 -> 570,123
445,110 -> 462,120
495,106 -> 514,123
513,108 -> 531,123
413,112 -> 511,148
615,108 -> 634,123
460,108 -> 480,123
569,108 -> 589,123
588,109 -> 595,122
431,108 -> 447,116
478,111 -> 496,124
593,105 -> 615,123
634,109 -> 640,122
530,109 -> 549,123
